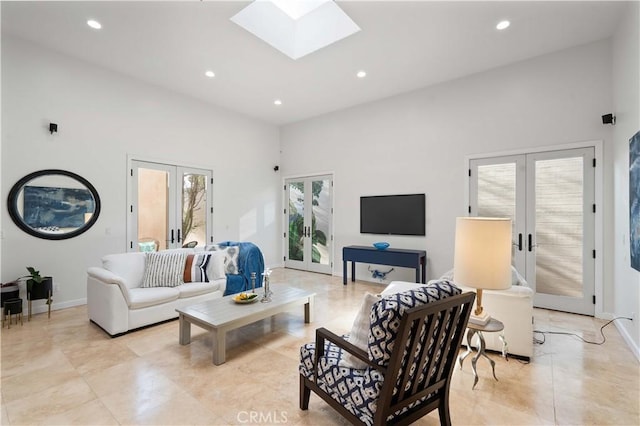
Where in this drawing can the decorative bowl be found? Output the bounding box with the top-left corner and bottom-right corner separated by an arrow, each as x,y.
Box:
373,242 -> 390,251
233,293 -> 259,304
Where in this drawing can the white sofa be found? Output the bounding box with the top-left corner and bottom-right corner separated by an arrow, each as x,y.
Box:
381,269 -> 533,360
87,249 -> 226,336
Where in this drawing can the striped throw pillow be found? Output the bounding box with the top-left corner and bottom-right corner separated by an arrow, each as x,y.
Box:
141,251 -> 187,288
183,253 -> 212,283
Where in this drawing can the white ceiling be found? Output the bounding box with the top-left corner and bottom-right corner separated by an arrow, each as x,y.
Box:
1,1 -> 628,125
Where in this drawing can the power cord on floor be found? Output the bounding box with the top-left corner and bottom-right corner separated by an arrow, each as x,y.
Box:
533,316 -> 632,346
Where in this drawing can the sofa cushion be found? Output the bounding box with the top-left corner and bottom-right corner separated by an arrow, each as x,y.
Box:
441,265 -> 528,287
128,286 -> 179,309
208,251 -> 226,280
300,339 -> 385,424
380,280 -> 427,296
184,253 -> 212,282
102,252 -> 146,289
177,280 -> 223,298
205,245 -> 240,275
369,280 -> 461,367
341,293 -> 380,369
141,251 -> 188,288
183,252 -> 226,282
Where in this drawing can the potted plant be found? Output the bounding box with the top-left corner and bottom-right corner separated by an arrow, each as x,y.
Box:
15,267 -> 53,320
23,267 -> 53,301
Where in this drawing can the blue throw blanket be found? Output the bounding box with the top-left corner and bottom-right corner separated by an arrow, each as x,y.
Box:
216,241 -> 265,296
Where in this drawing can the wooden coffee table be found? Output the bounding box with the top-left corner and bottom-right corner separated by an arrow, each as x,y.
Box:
176,284 -> 315,365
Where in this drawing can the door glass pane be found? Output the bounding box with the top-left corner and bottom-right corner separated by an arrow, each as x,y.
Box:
477,163 -> 517,256
311,179 -> 330,265
137,168 -> 168,251
182,173 -> 207,247
288,182 -> 304,261
535,157 -> 583,297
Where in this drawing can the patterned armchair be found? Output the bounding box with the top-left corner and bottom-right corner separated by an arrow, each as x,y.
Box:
299,282 -> 475,426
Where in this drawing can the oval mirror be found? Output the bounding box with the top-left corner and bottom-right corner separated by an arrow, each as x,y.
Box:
7,169 -> 101,240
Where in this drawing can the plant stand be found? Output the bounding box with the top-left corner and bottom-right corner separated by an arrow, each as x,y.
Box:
3,298 -> 23,328
1,284 -> 20,304
27,277 -> 53,320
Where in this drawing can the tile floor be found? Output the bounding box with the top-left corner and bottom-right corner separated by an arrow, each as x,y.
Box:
1,268 -> 638,425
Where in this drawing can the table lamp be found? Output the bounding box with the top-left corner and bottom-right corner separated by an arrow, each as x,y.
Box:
453,217 -> 512,325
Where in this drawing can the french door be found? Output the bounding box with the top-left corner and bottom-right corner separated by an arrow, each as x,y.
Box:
469,147 -> 596,315
128,160 -> 213,252
284,175 -> 333,274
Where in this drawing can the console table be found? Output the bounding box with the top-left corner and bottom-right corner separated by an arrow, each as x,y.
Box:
342,246 -> 427,285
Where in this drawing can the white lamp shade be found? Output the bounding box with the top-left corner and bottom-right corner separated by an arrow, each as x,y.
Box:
453,217 -> 512,291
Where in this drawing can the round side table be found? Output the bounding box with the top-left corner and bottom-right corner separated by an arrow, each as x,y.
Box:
458,317 -> 505,389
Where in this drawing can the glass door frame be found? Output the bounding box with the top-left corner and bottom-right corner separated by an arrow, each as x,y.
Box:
127,156 -> 213,252
283,173 -> 334,275
130,161 -> 176,252
525,147 -> 596,314
465,140 -> 604,317
469,154 -> 527,275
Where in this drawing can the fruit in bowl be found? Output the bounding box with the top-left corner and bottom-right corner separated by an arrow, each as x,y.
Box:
238,292 -> 257,300
236,292 -> 257,301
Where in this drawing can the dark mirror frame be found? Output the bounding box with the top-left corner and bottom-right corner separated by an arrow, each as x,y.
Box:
7,169 -> 101,240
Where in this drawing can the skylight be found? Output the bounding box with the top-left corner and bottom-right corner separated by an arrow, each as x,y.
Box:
230,0 -> 360,60
270,0 -> 329,20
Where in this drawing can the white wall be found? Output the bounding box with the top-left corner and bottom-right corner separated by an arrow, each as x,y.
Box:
1,36 -> 281,311
281,40 -> 615,308
0,7 -> 3,284
612,1 -> 640,358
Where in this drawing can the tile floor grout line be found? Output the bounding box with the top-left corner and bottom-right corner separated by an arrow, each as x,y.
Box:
550,350 -> 559,425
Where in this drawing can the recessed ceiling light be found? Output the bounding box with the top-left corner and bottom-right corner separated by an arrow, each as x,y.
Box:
274,99 -> 283,106
496,20 -> 510,30
87,19 -> 102,30
205,70 -> 215,78
356,70 -> 367,78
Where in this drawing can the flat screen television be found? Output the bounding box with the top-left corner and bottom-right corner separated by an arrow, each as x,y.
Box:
360,193 -> 426,236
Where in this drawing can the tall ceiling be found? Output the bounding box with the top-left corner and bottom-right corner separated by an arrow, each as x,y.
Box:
1,1 -> 628,125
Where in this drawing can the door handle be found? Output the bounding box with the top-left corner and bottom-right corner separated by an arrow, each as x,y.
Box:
177,229 -> 181,243
528,234 -> 534,252
518,233 -> 523,251
171,229 -> 175,244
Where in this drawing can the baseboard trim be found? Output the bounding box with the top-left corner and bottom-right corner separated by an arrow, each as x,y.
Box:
29,297 -> 86,315
614,319 -> 640,362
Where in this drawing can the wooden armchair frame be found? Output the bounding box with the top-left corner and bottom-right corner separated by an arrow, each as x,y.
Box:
300,292 -> 475,426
